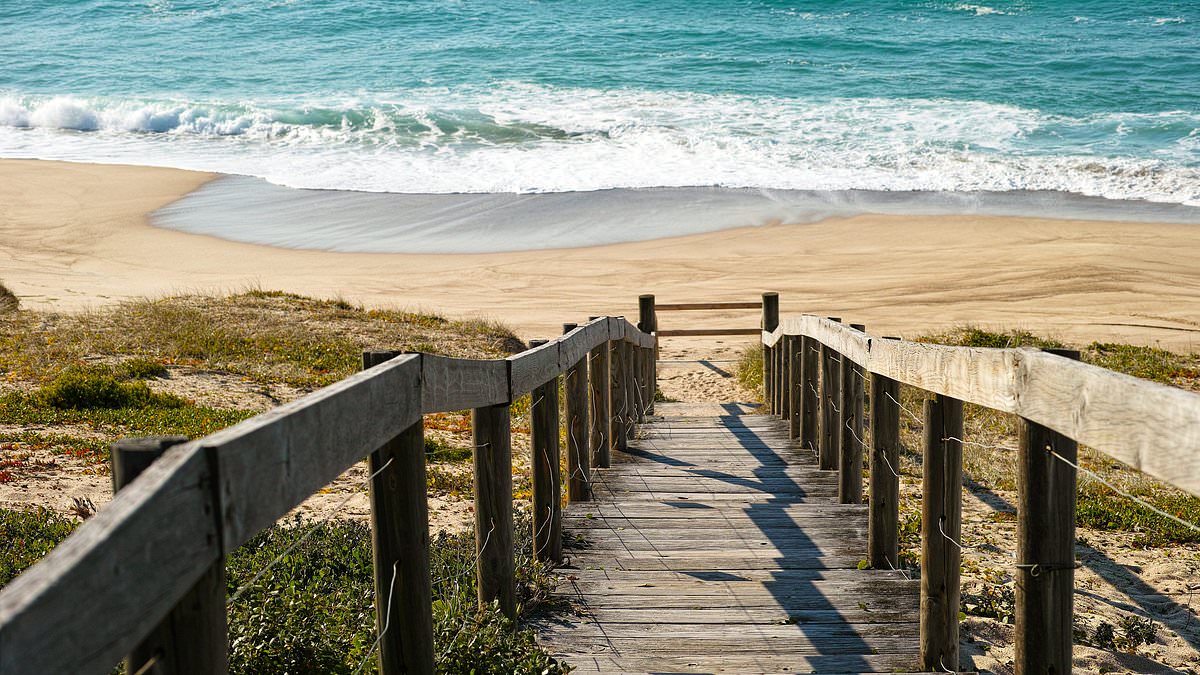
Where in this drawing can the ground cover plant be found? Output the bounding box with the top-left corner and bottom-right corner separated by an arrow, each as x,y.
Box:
0,290 -> 570,672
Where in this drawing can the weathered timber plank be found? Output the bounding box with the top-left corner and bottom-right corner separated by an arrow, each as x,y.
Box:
538,620 -> 917,646
1016,349 -> 1200,497
0,443 -> 218,675
656,301 -> 763,311
208,354 -> 422,549
419,353 -> 507,413
552,653 -> 923,675
507,339 -> 560,397
576,555 -> 869,571
553,567 -> 909,583
573,607 -> 917,624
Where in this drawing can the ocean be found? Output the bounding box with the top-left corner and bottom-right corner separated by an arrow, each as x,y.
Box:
1,0 -> 1198,251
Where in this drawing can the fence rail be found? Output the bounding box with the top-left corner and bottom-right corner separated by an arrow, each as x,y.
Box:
0,314 -> 657,675
757,294 -> 1200,673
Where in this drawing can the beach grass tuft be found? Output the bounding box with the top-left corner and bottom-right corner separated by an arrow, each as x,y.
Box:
0,281 -> 17,314
0,290 -> 523,389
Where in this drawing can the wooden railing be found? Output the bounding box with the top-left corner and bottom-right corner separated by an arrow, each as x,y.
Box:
640,293 -> 766,337
758,294 -> 1200,674
0,314 -> 657,675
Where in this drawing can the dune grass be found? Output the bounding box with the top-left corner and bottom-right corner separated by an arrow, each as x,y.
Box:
0,281 -> 17,314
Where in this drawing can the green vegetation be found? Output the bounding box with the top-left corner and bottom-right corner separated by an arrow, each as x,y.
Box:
0,291 -> 522,388
1084,341 -> 1199,385
734,346 -> 763,400
0,290 -> 566,672
33,365 -> 185,410
1074,480 -> 1200,546
0,508 -> 77,587
0,281 -> 18,314
0,510 -> 567,674
424,436 -> 472,463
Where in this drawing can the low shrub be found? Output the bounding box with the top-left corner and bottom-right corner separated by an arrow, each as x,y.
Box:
0,508 -> 78,587
34,367 -> 185,410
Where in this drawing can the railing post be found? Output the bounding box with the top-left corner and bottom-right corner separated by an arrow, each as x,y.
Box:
762,292 -> 779,408
362,351 -> 434,675
788,335 -> 802,440
587,319 -> 611,469
623,339 -> 638,435
528,341 -> 562,563
869,344 -> 902,571
921,393 -> 963,672
610,330 -> 629,455
472,401 -> 515,618
800,334 -> 820,455
1016,349 -> 1081,675
839,324 -> 867,504
111,436 -> 227,675
781,335 -> 793,423
775,340 -> 786,416
819,318 -> 842,471
564,323 -> 591,502
638,297 -> 658,415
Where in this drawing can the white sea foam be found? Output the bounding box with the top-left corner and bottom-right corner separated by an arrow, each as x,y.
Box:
0,85 -> 1197,205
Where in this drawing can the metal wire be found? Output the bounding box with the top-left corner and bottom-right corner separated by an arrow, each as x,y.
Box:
352,560 -> 400,675
1048,448 -> 1200,535
227,456 -> 396,605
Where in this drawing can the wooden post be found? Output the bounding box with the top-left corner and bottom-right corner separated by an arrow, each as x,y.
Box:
762,292 -> 779,408
635,295 -> 657,415
472,402 -> 515,618
800,335 -> 820,455
1016,349 -> 1081,675
632,343 -> 647,423
869,367 -> 901,571
788,335 -> 802,440
639,296 -> 657,399
610,336 -> 629,454
921,393 -> 963,672
587,321 -> 611,469
564,323 -> 591,502
781,335 -> 793,423
819,318 -> 842,471
111,436 -> 227,675
839,324 -> 867,504
363,352 -> 435,675
528,341 -> 562,563
624,341 -> 638,435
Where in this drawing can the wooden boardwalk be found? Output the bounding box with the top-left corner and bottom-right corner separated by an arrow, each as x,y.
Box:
536,402 -> 923,674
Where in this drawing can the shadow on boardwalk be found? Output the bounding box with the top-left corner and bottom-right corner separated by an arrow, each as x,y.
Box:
533,402 -> 922,674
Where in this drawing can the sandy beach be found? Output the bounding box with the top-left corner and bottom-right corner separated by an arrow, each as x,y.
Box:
2,158 -> 1198,351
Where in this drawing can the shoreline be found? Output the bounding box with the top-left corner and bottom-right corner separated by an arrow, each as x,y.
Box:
2,158 -> 1199,351
154,175 -> 1200,255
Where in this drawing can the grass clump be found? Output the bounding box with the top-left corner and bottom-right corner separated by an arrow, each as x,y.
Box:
735,346 -> 764,401
919,326 -> 1066,350
33,366 -> 184,410
425,436 -> 472,463
1084,342 -> 1199,384
0,281 -> 17,314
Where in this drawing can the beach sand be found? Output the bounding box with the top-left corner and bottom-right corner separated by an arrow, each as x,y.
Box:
2,158 -> 1198,351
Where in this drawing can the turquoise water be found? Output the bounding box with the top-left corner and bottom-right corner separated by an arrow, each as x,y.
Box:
1,0 -> 1198,203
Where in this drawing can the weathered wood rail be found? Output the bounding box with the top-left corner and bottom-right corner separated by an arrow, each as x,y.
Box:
0,315 -> 655,675
756,293 -> 1200,673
